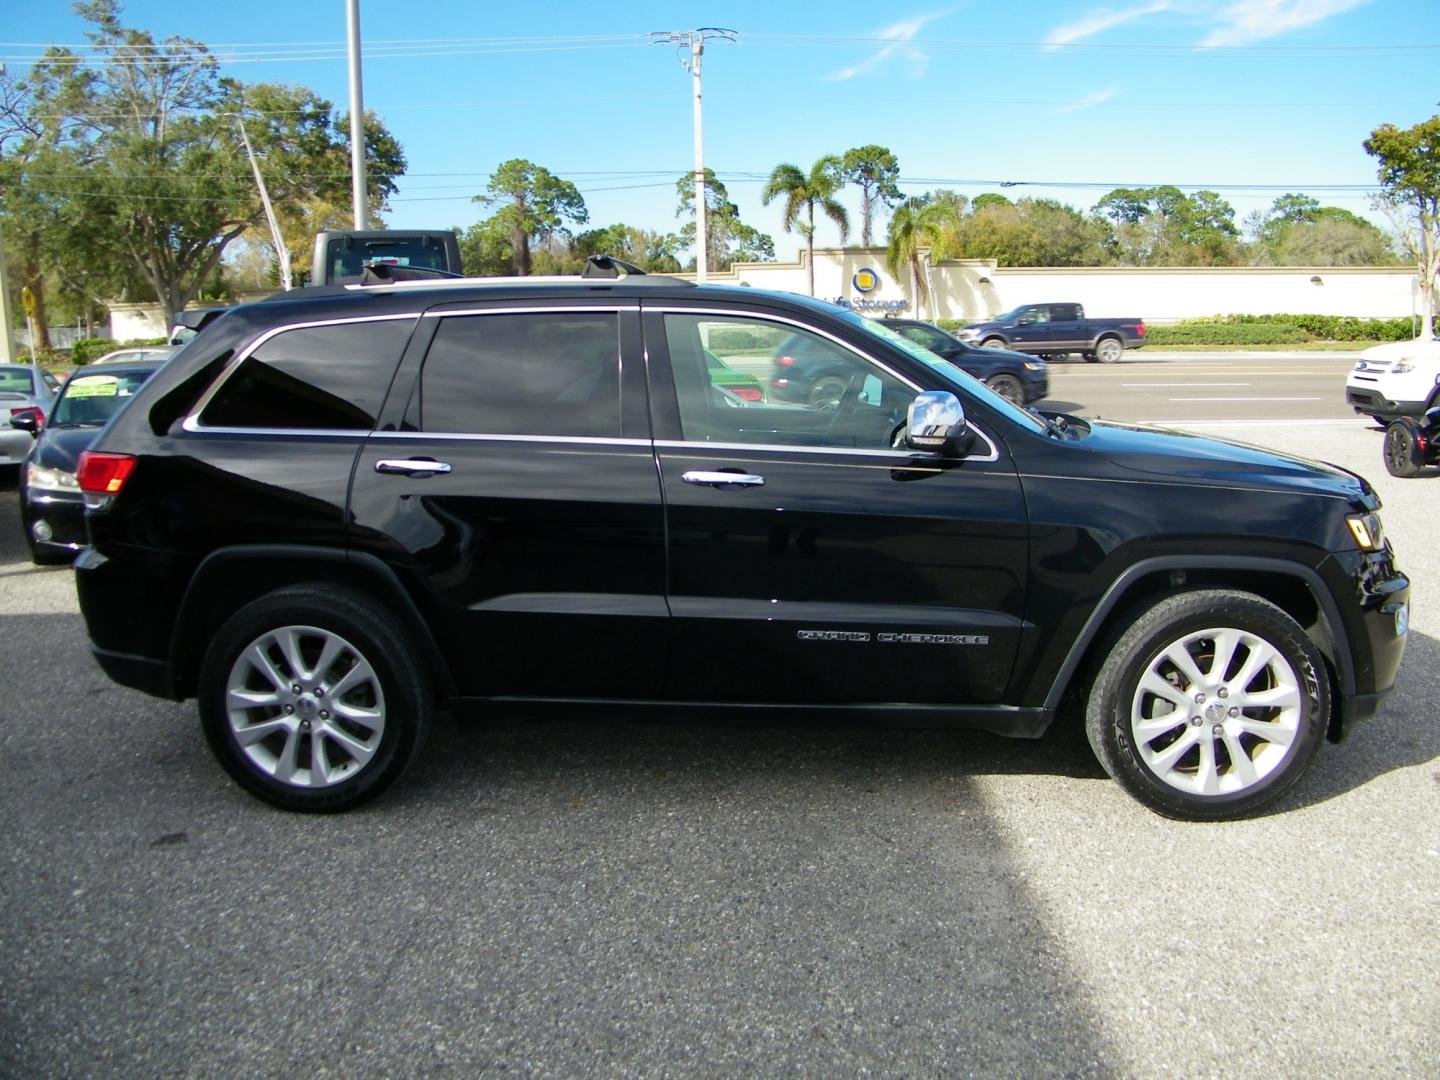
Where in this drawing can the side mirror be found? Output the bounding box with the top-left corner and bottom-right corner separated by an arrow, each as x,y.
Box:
906,391 -> 968,453
10,410 -> 40,436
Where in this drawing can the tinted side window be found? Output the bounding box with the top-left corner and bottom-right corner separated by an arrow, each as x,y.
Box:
1050,304 -> 1080,321
664,314 -> 911,450
201,318 -> 412,430
420,312 -> 621,437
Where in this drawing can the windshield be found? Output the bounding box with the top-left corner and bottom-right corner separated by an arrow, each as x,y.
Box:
53,370 -> 156,426
328,237 -> 450,279
853,315 -> 1047,433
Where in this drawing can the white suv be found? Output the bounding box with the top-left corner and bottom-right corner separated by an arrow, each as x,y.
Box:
1346,337 -> 1440,422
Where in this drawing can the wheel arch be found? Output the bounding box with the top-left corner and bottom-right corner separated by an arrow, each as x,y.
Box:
169,545 -> 457,701
1043,556 -> 1352,740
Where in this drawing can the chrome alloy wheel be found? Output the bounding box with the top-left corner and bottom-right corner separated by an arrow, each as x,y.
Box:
1129,626 -> 1302,797
225,624 -> 387,788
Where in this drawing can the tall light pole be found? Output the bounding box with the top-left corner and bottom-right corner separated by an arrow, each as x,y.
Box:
650,28 -> 735,284
346,0 -> 368,229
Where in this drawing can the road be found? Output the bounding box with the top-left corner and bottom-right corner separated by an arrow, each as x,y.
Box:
1,367 -> 1436,1078
1040,349 -> 1364,426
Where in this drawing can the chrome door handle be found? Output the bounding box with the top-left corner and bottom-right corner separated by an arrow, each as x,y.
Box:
681,470 -> 765,488
375,458 -> 452,475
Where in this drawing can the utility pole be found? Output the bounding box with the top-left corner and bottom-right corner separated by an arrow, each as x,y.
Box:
234,115 -> 293,290
346,0 -> 368,229
0,63 -> 14,363
650,28 -> 735,284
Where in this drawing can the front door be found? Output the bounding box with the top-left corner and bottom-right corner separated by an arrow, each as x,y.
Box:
645,308 -> 1029,706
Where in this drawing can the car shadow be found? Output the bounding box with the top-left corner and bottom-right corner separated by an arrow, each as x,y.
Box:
404,624 -> 1437,820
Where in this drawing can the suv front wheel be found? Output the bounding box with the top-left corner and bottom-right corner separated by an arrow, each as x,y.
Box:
1085,590 -> 1328,821
199,585 -> 433,812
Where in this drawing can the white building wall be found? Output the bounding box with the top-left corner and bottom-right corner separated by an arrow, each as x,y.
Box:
707,248 -> 1424,325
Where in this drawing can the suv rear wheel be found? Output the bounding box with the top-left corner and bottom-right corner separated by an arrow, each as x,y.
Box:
199,585 -> 432,812
1085,590 -> 1328,821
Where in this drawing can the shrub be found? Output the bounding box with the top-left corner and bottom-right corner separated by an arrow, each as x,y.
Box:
68,336 -> 167,366
1144,322 -> 1306,346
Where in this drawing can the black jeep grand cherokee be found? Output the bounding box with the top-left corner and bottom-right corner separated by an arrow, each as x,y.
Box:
74,269 -> 1409,820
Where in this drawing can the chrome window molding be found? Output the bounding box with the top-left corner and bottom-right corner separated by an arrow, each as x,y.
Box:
185,312 -> 421,433
370,431 -> 650,448
419,305 -> 630,318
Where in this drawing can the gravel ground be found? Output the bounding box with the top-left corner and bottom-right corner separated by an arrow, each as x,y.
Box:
0,422 -> 1435,1079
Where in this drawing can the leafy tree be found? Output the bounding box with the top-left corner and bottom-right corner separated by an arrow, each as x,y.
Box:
574,223 -> 682,272
473,158 -> 588,276
1274,217 -> 1398,266
761,156 -> 849,296
957,197 -> 1108,266
839,145 -> 902,247
674,170 -> 774,272
971,193 -> 1012,212
455,217 -> 513,278
7,2 -> 406,329
885,194 -> 963,316
1246,194 -> 1397,266
1364,114 -> 1440,336
1176,190 -> 1239,265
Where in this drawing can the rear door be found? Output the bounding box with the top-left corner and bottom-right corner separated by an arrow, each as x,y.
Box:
646,306 -> 1029,706
350,300 -> 667,699
1046,304 -> 1084,350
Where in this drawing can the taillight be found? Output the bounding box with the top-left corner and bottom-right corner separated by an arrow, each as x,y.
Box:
731,386 -> 763,402
775,355 -> 795,367
1136,322 -> 1147,337
77,451 -> 138,495
9,405 -> 44,427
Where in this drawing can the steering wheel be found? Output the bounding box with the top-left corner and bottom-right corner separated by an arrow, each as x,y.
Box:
821,374 -> 863,436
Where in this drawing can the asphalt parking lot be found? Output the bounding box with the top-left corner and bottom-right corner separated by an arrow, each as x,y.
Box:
1,418 -> 1436,1078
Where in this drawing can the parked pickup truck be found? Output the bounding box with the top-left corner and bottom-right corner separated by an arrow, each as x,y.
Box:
956,303 -> 1147,363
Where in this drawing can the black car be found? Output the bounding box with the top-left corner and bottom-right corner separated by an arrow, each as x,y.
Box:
72,266 -> 1408,820
881,317 -> 1048,405
18,360 -> 164,564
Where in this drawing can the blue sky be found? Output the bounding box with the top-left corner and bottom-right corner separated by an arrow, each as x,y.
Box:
8,1 -> 1438,256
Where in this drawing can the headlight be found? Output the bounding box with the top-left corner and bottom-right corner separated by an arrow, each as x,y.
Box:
1024,361 -> 1045,371
25,462 -> 79,493
956,328 -> 978,340
1346,512 -> 1385,552
1392,361 -> 1413,374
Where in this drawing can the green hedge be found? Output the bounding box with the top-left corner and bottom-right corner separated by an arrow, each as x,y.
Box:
936,313 -> 1422,345
1144,322 -> 1307,346
705,326 -> 789,351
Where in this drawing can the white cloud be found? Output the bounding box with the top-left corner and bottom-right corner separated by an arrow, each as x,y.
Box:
1045,1 -> 1173,49
1199,0 -> 1371,47
825,12 -> 948,81
1052,85 -> 1120,113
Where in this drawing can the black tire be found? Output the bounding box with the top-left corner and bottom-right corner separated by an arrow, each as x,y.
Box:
985,373 -> 1025,406
199,584 -> 433,812
1084,590 -> 1328,821
1094,336 -> 1124,364
1383,419 -> 1425,477
1082,351 -> 1097,363
981,336 -> 1008,350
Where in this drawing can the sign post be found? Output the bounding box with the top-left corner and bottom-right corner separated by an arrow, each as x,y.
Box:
20,284 -> 38,363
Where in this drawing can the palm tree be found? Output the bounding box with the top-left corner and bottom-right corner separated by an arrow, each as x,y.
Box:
885,196 -> 962,320
761,156 -> 849,296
